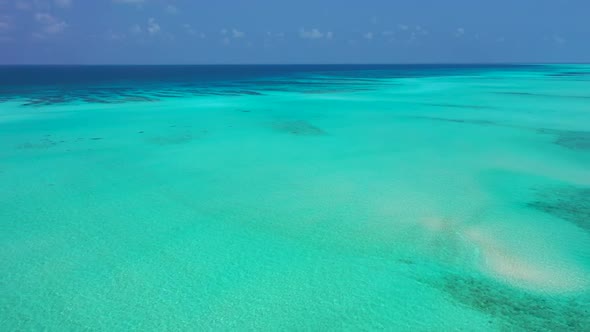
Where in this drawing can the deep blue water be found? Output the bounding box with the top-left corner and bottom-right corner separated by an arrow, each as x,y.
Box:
0,64 -> 538,87
0,64 -> 542,106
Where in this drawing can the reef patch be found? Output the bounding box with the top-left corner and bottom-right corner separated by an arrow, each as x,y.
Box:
436,273 -> 590,331
538,129 -> 590,151
146,132 -> 196,145
527,186 -> 590,232
271,120 -> 327,136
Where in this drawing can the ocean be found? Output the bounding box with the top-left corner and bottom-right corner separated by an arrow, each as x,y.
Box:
1,64 -> 589,330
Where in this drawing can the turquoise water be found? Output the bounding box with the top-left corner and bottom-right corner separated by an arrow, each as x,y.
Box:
1,65 -> 589,330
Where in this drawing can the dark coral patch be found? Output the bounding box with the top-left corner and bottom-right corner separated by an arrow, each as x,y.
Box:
436,273 -> 590,331
549,71 -> 590,77
527,186 -> 590,232
17,138 -> 63,149
120,95 -> 159,103
147,133 -> 194,145
303,89 -> 365,94
539,129 -> 590,151
420,102 -> 496,110
409,116 -> 496,126
272,120 -> 327,136
495,91 -> 590,99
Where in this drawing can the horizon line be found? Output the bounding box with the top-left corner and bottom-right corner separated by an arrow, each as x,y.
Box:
1,62 -> 588,66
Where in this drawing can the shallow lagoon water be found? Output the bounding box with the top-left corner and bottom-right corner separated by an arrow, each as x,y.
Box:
1,65 -> 589,330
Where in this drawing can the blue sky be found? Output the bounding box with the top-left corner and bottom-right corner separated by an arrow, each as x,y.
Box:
0,0 -> 589,64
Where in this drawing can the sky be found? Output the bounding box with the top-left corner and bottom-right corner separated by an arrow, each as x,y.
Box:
0,0 -> 589,64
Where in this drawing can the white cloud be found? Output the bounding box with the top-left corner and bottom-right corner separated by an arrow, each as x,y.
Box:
300,28 -> 322,39
147,17 -> 160,34
55,0 -> 72,8
300,28 -> 332,40
106,30 -> 125,41
113,0 -> 145,3
166,5 -> 178,14
231,28 -> 244,38
220,28 -> 245,44
0,16 -> 11,32
130,24 -> 142,34
35,12 -> 68,35
552,34 -> 566,45
263,31 -> 285,48
127,19 -> 163,37
266,31 -> 285,39
16,0 -> 54,11
0,23 -> 9,32
415,25 -> 428,35
455,27 -> 465,37
388,25 -> 429,43
15,1 -> 32,11
221,28 -> 244,38
183,24 -> 206,38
